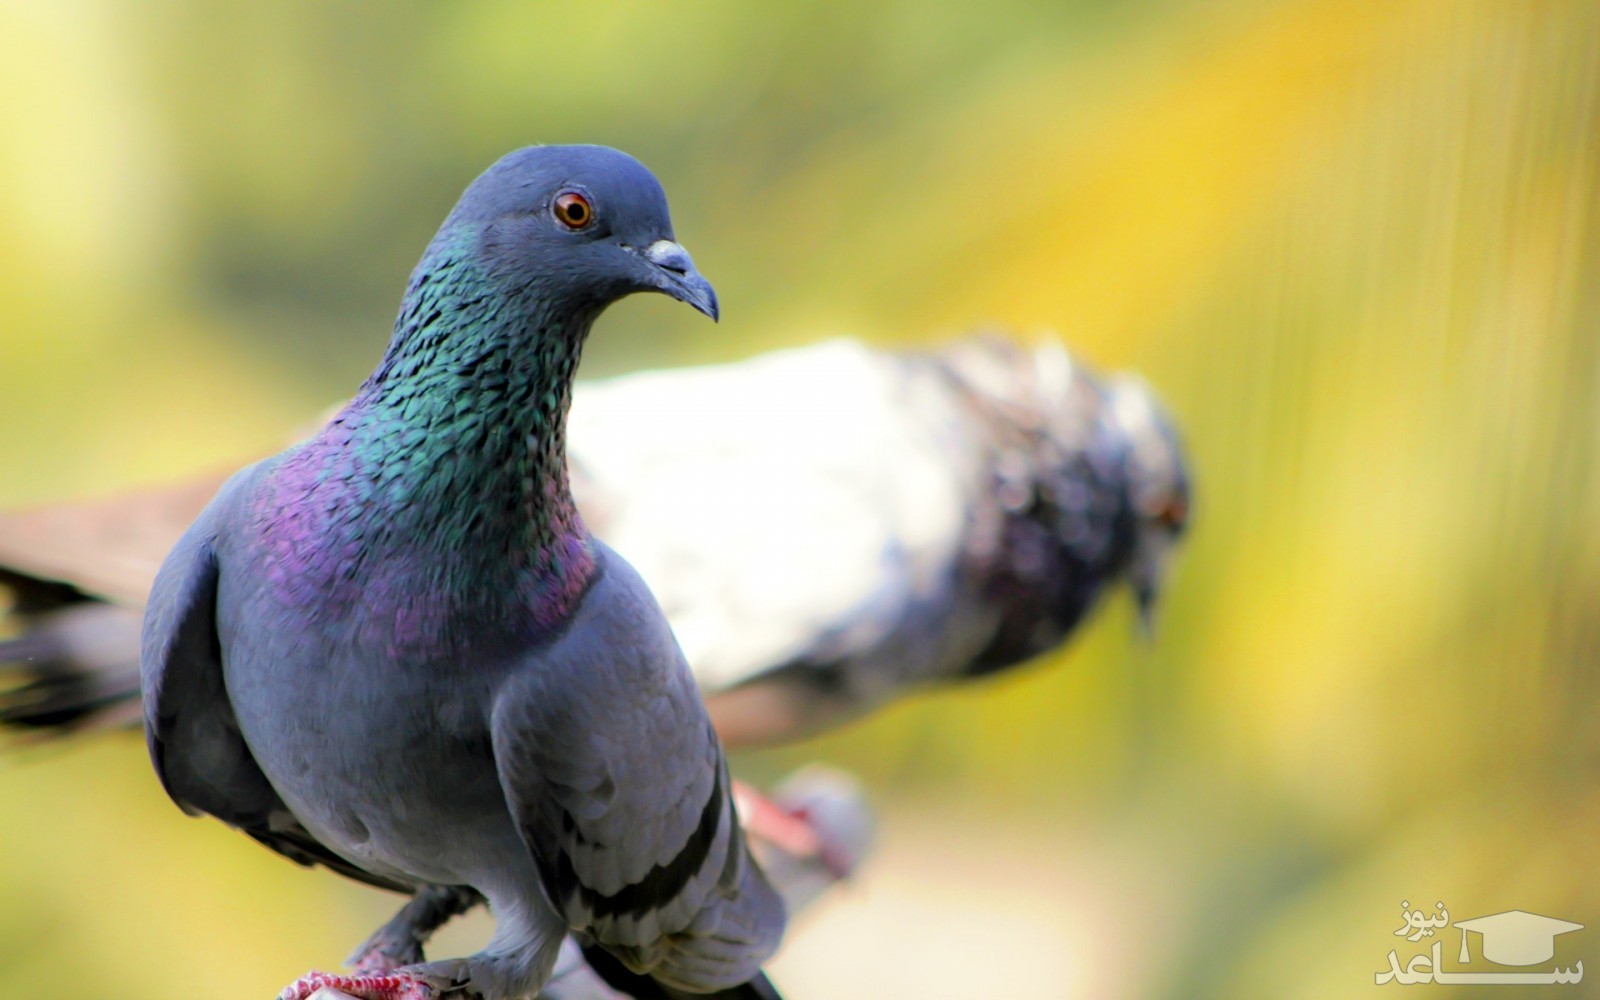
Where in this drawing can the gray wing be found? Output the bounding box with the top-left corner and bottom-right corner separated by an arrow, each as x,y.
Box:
140,465 -> 412,895
537,766 -> 871,999
491,544 -> 783,993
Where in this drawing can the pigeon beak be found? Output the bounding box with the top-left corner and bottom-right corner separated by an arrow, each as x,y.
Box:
643,239 -> 719,322
1128,534 -> 1173,640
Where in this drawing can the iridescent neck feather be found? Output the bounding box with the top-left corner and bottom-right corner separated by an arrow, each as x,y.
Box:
260,229 -> 600,645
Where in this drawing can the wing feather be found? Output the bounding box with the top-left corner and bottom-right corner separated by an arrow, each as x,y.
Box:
140,466 -> 411,895
491,545 -> 782,990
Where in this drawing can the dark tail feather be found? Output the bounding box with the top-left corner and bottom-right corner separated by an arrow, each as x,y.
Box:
0,603 -> 144,737
568,943 -> 782,1000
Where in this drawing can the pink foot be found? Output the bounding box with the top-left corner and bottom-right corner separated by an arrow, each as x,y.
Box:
277,970 -> 438,1000
733,779 -> 854,880
349,945 -> 413,976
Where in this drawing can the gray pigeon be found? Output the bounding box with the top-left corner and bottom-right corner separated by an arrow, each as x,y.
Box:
0,336 -> 1190,750
134,145 -> 784,1000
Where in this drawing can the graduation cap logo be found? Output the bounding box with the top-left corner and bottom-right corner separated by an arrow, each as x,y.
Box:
1454,910 -> 1584,967
1377,902 -> 1585,985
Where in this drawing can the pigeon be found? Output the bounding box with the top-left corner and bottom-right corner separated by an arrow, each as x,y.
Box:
566,335 -> 1190,746
130,145 -> 786,1000
0,336 -> 1191,750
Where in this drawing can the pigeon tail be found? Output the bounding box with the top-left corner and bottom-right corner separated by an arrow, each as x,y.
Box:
0,601 -> 142,735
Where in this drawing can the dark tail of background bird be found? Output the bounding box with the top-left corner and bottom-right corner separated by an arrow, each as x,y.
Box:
0,571 -> 143,738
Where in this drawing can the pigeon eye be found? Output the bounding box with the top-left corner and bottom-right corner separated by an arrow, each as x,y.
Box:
552,191 -> 594,230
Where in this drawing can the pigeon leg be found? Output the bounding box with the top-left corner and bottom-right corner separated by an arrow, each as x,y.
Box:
732,779 -> 852,880
282,906 -> 564,1000
399,887 -> 570,1000
347,885 -> 485,974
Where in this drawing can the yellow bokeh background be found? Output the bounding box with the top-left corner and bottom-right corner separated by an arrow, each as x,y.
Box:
1,1 -> 1596,997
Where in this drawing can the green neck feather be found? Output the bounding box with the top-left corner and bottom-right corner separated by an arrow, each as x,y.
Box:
332,231 -> 599,608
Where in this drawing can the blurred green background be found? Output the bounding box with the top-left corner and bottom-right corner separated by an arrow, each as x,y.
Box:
1,0 -> 1597,997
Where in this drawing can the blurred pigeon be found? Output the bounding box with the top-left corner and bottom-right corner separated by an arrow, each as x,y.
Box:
0,336 -> 1190,749
134,145 -> 784,1000
569,335 -> 1190,746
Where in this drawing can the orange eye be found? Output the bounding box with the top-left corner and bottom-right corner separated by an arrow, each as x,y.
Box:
553,191 -> 594,230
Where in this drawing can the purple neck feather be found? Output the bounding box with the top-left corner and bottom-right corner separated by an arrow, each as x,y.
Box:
253,233 -> 599,654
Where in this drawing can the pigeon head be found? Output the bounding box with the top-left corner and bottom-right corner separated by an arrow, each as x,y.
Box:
333,146 -> 718,628
433,144 -> 717,321
1105,374 -> 1191,632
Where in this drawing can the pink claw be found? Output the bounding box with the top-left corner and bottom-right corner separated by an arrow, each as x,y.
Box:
277,970 -> 437,1000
